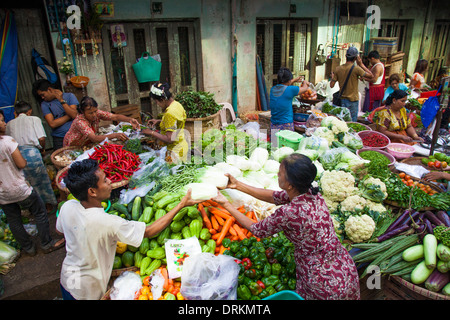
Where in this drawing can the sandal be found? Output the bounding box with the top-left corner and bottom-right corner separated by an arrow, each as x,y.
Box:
42,238 -> 65,254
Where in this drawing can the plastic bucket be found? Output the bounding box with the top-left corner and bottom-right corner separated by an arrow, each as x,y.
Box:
275,130 -> 304,150
263,290 -> 304,300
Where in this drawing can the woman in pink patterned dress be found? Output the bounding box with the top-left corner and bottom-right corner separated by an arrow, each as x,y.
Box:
63,96 -> 140,147
212,153 -> 360,300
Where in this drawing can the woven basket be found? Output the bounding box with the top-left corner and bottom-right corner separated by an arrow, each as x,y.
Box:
101,267 -> 139,300
51,146 -> 82,169
56,166 -> 129,193
390,276 -> 450,300
184,111 -> 221,142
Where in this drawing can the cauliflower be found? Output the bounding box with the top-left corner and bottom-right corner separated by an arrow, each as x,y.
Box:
312,127 -> 335,146
323,195 -> 340,213
340,195 -> 367,212
344,214 -> 376,243
366,200 -> 388,214
331,214 -> 343,235
321,116 -> 349,135
320,170 -> 356,202
359,177 -> 388,203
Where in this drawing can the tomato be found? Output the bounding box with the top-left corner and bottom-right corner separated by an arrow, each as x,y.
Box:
434,160 -> 441,168
428,161 -> 435,168
405,175 -> 411,181
399,172 -> 406,178
442,161 -> 448,169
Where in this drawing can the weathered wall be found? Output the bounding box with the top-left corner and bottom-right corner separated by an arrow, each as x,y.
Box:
44,0 -> 450,115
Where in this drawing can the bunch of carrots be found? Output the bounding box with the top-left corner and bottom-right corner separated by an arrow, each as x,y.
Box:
198,200 -> 260,255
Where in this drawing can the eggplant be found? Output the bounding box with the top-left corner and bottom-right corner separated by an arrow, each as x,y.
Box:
424,211 -> 445,227
436,211 -> 450,227
385,209 -> 414,234
424,269 -> 450,292
424,218 -> 433,234
376,224 -> 410,242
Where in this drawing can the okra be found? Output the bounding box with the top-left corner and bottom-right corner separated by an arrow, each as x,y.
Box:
383,259 -> 421,274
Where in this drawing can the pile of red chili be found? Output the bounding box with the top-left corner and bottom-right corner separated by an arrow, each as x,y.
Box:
361,133 -> 389,148
89,142 -> 141,183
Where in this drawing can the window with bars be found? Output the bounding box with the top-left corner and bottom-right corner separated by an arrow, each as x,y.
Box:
256,19 -> 311,91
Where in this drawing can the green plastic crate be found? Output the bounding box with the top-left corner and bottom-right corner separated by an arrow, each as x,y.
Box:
263,290 -> 304,300
275,130 -> 303,150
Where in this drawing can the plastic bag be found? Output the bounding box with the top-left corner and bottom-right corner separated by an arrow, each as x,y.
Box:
180,252 -> 241,300
0,241 -> 19,265
306,110 -> 326,128
421,95 -> 441,129
393,162 -> 430,180
109,271 -> 142,300
127,156 -> 170,189
165,237 -> 202,279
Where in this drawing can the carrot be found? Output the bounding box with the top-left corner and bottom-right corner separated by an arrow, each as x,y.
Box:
231,235 -> 239,241
211,215 -> 220,230
238,205 -> 246,213
219,245 -> 227,254
217,217 -> 235,245
211,232 -> 221,240
228,225 -> 237,236
214,214 -> 225,226
209,228 -> 217,235
206,199 -> 220,207
233,224 -> 247,240
160,267 -> 169,290
209,207 -> 231,220
198,203 -> 212,230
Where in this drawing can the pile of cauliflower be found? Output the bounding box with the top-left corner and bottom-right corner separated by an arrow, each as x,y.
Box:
320,170 -> 389,243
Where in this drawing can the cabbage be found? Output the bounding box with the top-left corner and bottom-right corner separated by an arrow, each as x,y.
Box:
243,170 -> 272,188
297,136 -> 329,156
295,149 -> 319,161
249,147 -> 269,168
197,167 -> 229,189
247,160 -> 263,171
263,159 -> 280,174
313,160 -> 324,180
213,162 -> 242,177
226,155 -> 252,171
183,183 -> 218,200
272,146 -> 294,162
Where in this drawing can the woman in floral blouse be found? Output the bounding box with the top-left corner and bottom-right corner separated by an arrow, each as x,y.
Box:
212,153 -> 360,300
63,97 -> 139,147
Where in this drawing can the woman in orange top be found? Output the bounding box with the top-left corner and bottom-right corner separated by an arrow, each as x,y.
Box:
410,59 -> 429,91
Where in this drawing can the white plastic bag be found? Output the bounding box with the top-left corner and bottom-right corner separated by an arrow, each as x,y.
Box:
180,252 -> 240,300
109,271 -> 142,300
164,237 -> 202,279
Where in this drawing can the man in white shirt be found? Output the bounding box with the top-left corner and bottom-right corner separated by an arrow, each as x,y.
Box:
6,101 -> 57,210
57,159 -> 199,300
0,110 -> 63,256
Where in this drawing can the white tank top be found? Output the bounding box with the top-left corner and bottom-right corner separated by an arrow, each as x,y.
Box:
372,62 -> 384,85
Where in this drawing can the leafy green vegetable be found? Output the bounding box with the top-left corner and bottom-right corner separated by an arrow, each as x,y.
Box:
124,138 -> 143,154
175,90 -> 223,118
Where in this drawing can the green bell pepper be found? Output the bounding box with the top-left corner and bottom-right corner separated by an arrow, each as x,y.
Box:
249,282 -> 263,295
288,278 -> 297,290
258,289 -> 269,299
274,282 -> 286,292
250,296 -> 261,300
222,237 -> 231,248
261,275 -> 280,287
239,246 -> 250,258
271,263 -> 282,275
237,285 -> 252,300
242,276 -> 253,287
238,273 -> 246,284
263,263 -> 272,277
230,241 -> 240,253
266,285 -> 277,296
244,268 -> 257,279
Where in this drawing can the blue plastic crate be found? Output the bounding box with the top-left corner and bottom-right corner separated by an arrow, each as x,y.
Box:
293,113 -> 309,122
263,290 -> 304,300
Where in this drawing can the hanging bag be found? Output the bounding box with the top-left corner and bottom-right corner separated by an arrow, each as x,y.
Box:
132,52 -> 162,83
420,86 -> 442,129
332,64 -> 355,106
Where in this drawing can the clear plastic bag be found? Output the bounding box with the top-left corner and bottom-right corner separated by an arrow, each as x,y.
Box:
109,271 -> 142,300
0,241 -> 19,265
180,252 -> 241,300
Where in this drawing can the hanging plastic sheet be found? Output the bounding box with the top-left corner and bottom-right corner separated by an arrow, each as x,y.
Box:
0,11 -> 18,122
256,55 -> 269,111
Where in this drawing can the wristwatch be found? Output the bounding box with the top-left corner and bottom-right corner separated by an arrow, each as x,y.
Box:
60,100 -> 68,105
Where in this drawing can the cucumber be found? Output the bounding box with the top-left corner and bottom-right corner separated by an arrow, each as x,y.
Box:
442,283 -> 450,296
402,244 -> 424,262
410,260 -> 435,284
132,197 -> 142,221
423,234 -> 438,268
436,243 -> 450,262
